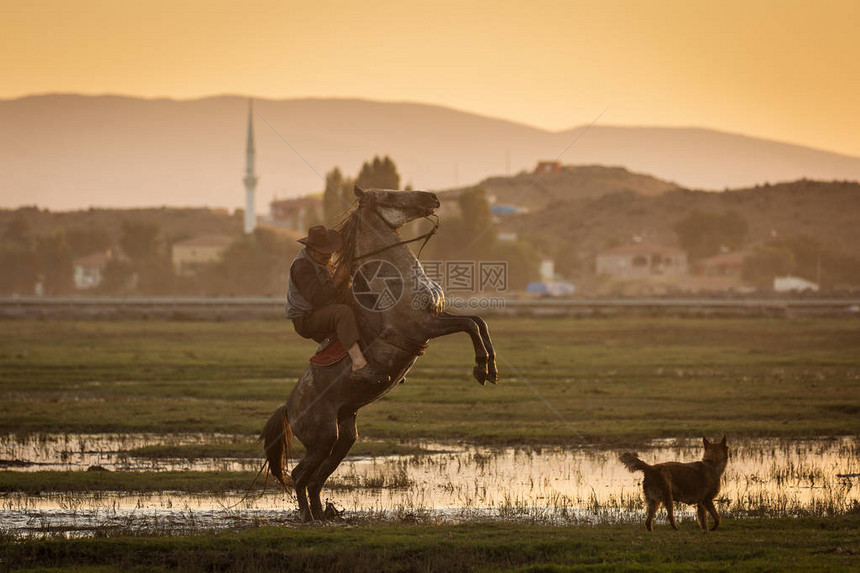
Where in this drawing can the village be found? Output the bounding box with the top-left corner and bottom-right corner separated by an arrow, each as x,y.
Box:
8,128 -> 855,300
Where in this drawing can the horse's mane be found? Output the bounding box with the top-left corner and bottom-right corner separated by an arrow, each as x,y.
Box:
333,200 -> 363,282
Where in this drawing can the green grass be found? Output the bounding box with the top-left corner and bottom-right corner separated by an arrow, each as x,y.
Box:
2,317 -> 859,570
125,440 -> 431,460
2,514 -> 858,572
0,470 -> 259,493
1,317 -> 858,444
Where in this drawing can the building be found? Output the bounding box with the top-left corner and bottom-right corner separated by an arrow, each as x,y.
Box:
535,160 -> 562,175
596,244 -> 687,279
172,235 -> 233,275
269,196 -> 323,231
697,251 -> 746,277
243,99 -> 258,234
73,251 -> 112,290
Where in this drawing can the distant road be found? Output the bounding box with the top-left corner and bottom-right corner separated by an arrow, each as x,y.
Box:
1,297 -> 858,320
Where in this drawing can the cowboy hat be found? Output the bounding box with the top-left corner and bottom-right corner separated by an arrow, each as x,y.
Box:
298,225 -> 342,254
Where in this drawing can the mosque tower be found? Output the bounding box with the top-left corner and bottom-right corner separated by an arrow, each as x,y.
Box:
243,99 -> 258,234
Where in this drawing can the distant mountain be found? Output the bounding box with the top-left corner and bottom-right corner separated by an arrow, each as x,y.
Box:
2,94 -> 860,211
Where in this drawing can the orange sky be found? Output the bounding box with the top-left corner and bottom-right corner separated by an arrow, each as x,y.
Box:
2,0 -> 858,156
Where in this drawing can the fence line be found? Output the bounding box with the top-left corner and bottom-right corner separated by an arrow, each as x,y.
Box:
1,297 -> 858,319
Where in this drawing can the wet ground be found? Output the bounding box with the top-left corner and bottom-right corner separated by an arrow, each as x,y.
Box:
1,434 -> 857,537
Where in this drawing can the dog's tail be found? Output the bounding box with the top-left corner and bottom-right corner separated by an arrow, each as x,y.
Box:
260,403 -> 294,490
619,452 -> 650,473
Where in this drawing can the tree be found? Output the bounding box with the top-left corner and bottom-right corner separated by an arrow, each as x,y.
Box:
119,220 -> 160,263
0,214 -> 38,295
356,155 -> 400,190
35,232 -> 74,295
100,259 -> 136,293
3,213 -> 32,248
422,187 -> 496,262
324,168 -> 347,223
742,245 -> 795,289
0,245 -> 38,295
674,210 -> 748,260
136,256 -> 176,295
764,234 -> 860,289
456,187 -> 495,259
66,226 -> 111,256
201,228 -> 300,296
492,240 -> 540,291
115,220 -> 179,294
340,176 -> 356,209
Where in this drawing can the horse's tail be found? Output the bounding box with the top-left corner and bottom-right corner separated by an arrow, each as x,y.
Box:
260,403 -> 294,490
619,452 -> 650,473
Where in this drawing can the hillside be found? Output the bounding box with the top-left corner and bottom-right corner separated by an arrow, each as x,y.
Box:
2,176 -> 858,294
441,165 -> 679,210
505,179 -> 860,262
2,94 -> 860,211
4,178 -> 858,263
0,206 -> 242,246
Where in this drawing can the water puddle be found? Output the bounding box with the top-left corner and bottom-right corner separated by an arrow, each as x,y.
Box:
1,435 -> 857,537
0,433 -> 262,472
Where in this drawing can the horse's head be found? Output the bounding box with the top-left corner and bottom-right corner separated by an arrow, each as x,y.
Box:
354,186 -> 440,229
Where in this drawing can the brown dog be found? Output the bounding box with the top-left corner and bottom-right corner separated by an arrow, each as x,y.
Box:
620,436 -> 729,532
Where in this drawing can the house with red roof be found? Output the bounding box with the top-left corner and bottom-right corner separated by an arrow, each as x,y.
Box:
73,251 -> 112,290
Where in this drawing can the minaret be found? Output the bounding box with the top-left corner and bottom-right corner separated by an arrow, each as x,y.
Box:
243,99 -> 258,234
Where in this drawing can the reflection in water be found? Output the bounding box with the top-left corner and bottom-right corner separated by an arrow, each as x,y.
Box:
0,433 -> 260,472
0,434 -> 857,536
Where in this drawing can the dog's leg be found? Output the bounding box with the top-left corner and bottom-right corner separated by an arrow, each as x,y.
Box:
696,504 -> 708,532
645,499 -> 660,532
660,470 -> 678,530
664,496 -> 678,530
705,499 -> 721,531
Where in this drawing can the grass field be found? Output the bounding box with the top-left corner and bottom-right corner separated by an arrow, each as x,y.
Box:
1,316 -> 858,571
1,317 -> 858,444
2,514 -> 858,572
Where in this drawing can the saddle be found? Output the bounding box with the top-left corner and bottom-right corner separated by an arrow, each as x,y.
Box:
308,332 -> 410,384
309,336 -> 348,366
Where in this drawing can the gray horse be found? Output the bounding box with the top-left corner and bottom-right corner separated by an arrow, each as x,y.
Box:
262,186 -> 498,522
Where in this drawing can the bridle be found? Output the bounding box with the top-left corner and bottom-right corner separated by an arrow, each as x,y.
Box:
352,196 -> 440,261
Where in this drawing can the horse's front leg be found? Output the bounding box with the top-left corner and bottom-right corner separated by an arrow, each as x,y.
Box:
442,313 -> 497,384
423,314 -> 490,384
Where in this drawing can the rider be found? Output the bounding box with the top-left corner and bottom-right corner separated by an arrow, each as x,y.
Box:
285,225 -> 387,384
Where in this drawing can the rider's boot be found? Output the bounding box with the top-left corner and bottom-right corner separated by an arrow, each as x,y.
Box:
349,364 -> 389,383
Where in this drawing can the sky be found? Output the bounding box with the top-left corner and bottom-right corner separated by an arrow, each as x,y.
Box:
1,0 -> 859,157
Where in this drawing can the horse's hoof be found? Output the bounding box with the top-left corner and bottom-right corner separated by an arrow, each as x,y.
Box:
472,365 -> 487,385
323,501 -> 344,521
487,363 -> 498,384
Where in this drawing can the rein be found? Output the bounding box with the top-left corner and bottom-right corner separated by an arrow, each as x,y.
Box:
353,213 -> 439,261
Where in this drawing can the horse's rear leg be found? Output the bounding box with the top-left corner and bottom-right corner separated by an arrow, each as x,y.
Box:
307,413 -> 358,521
291,419 -> 338,523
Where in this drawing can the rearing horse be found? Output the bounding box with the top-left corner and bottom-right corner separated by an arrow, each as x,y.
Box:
262,186 -> 498,522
